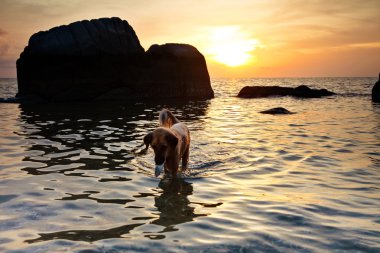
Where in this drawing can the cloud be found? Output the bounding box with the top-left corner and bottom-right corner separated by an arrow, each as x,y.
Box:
0,57 -> 16,77
0,28 -> 10,56
0,0 -> 78,18
347,42 -> 380,49
0,28 -> 7,36
0,42 -> 10,55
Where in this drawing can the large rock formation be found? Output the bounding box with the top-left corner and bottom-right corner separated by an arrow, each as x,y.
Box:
372,73 -> 380,103
237,85 -> 335,98
135,44 -> 213,99
16,17 -> 214,102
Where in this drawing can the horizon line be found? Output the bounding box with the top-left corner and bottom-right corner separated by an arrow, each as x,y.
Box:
0,76 -> 378,79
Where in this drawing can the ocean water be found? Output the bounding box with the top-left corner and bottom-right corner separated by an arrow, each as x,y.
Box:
0,77 -> 379,253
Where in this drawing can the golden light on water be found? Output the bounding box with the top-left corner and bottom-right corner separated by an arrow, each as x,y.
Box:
206,26 -> 260,67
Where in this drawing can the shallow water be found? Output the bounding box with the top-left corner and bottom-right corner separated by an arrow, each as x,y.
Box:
0,77 -> 379,252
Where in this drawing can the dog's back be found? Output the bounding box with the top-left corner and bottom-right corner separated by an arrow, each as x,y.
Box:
159,109 -> 180,128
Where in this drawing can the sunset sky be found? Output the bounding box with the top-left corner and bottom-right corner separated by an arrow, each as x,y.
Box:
0,0 -> 379,78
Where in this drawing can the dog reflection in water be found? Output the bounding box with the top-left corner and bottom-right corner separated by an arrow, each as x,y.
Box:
143,109 -> 190,178
151,178 -> 206,231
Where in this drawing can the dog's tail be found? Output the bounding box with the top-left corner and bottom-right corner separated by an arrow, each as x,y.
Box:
159,109 -> 180,128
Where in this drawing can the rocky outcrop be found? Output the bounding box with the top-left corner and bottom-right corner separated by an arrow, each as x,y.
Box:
135,43 -> 213,99
237,85 -> 335,98
259,107 -> 295,115
16,17 -> 214,103
372,73 -> 380,102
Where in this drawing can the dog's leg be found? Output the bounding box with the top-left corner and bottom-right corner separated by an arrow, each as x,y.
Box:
165,158 -> 179,178
171,167 -> 178,178
181,144 -> 190,171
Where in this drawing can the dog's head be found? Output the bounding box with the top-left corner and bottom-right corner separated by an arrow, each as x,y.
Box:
143,128 -> 178,166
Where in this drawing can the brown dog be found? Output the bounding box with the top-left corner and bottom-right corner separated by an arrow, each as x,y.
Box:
143,109 -> 190,177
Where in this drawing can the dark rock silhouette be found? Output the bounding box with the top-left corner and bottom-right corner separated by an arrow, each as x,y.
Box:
260,107 -> 295,114
237,85 -> 335,98
16,17 -> 213,103
123,43 -> 213,99
372,73 -> 380,102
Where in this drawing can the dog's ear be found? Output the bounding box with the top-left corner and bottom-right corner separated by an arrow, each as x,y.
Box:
143,133 -> 152,149
165,133 -> 178,148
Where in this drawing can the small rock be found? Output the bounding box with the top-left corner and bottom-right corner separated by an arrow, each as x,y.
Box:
237,85 -> 335,98
260,107 -> 295,115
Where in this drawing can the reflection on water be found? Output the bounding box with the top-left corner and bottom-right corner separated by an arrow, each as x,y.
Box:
57,191 -> 135,205
26,179 -> 203,244
25,223 -> 145,243
0,98 -> 218,250
18,99 -> 209,177
152,179 -> 207,231
1,78 -> 380,252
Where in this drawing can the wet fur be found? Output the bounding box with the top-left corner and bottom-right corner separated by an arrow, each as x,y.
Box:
144,109 -> 190,177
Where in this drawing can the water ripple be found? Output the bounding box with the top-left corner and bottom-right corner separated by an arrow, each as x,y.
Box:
0,78 -> 379,252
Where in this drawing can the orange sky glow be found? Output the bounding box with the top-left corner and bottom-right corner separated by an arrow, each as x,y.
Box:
0,0 -> 379,78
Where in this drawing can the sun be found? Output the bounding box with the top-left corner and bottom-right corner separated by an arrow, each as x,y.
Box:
207,26 -> 260,67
